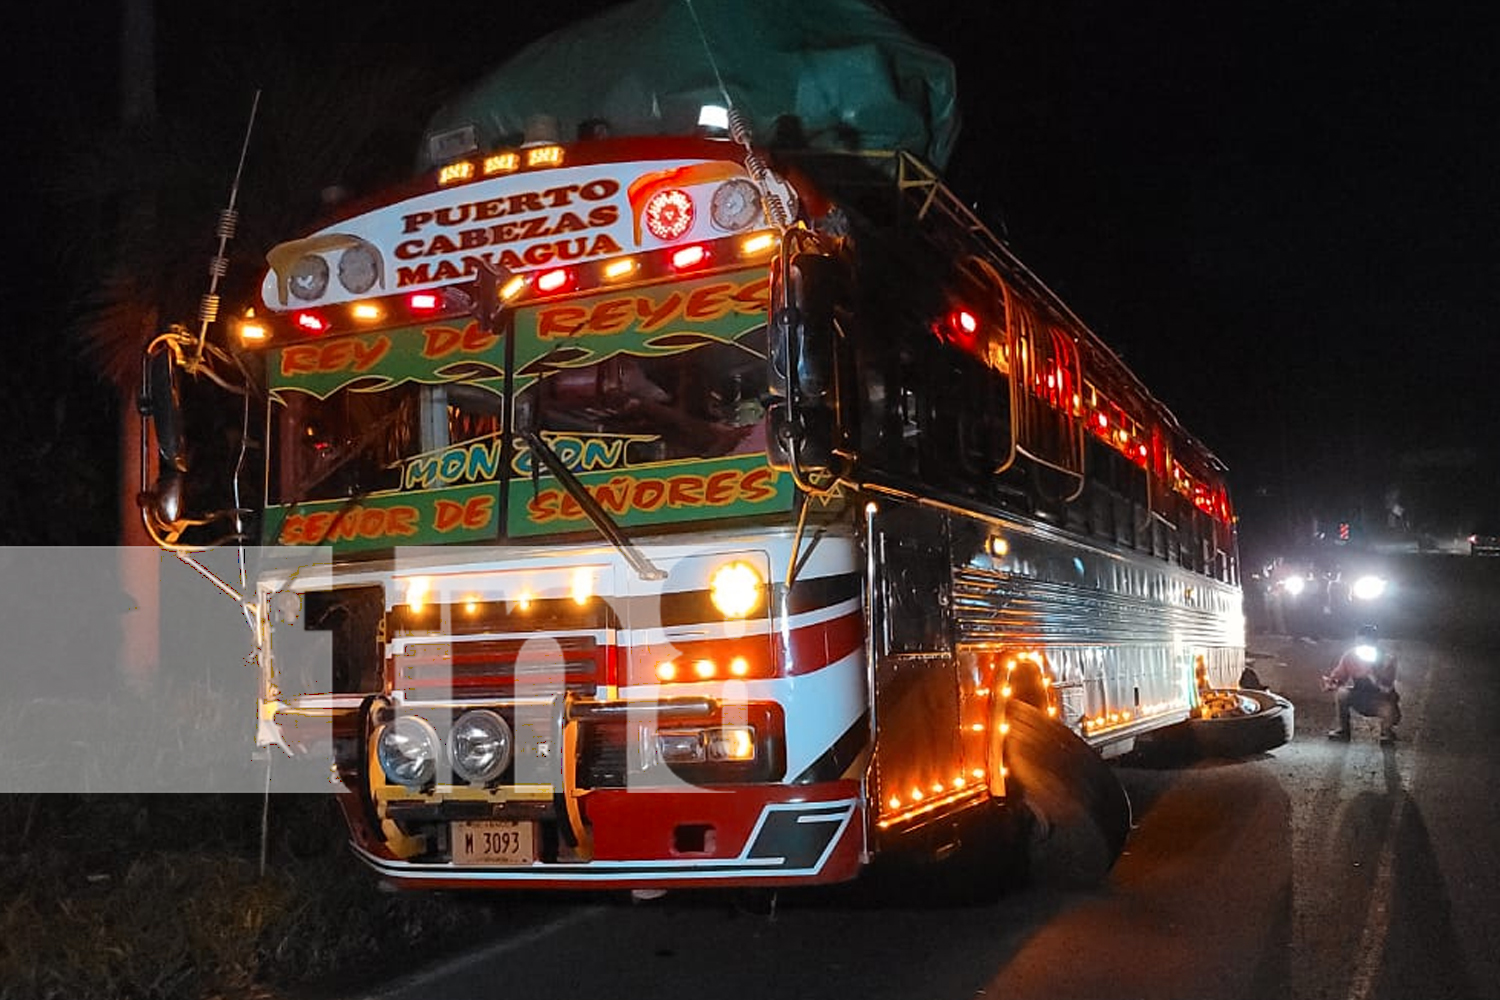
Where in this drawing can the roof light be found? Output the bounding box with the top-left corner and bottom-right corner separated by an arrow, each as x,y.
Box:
293,311 -> 330,335
670,244 -> 709,271
525,145 -> 564,168
698,104 -> 730,132
499,275 -> 527,301
407,291 -> 442,312
483,152 -> 520,175
350,302 -> 384,322
438,161 -> 475,186
954,309 -> 978,334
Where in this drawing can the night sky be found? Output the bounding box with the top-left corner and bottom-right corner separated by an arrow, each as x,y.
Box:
13,0 -> 1498,550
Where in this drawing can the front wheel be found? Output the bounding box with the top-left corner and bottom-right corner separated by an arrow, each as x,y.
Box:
1002,700 -> 1132,888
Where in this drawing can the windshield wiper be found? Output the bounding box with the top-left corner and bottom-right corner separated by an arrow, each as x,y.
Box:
519,427 -> 667,581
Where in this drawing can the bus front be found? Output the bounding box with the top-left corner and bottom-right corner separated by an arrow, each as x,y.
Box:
251,136 -> 869,890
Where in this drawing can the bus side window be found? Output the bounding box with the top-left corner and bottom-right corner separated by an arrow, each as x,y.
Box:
880,531 -> 952,655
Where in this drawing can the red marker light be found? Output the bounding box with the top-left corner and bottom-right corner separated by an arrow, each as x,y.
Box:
670,244 -> 708,270
294,311 -> 330,335
536,268 -> 574,293
954,309 -> 978,334
407,291 -> 442,312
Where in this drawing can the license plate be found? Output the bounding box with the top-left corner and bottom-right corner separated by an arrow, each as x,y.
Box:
451,820 -> 536,865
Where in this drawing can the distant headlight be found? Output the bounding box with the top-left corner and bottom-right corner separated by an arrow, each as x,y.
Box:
1281,575 -> 1307,597
448,710 -> 513,784
1351,575 -> 1388,601
376,716 -> 440,788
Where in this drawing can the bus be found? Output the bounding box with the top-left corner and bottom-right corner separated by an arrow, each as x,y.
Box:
141,3 -> 1290,893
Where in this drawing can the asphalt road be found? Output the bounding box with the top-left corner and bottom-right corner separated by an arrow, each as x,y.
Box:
341,555 -> 1500,1000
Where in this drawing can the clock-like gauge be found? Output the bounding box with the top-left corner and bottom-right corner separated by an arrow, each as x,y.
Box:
710,179 -> 763,231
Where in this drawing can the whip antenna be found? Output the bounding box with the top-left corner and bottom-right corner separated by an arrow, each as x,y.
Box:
681,0 -> 795,230
194,89 -> 261,364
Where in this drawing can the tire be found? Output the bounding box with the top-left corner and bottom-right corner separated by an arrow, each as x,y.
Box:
1002,700 -> 1132,888
1185,688 -> 1295,759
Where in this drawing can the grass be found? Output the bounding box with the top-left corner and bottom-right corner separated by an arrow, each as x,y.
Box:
0,792 -> 512,1000
0,671 -> 514,1000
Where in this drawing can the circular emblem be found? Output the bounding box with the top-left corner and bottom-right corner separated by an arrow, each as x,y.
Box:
643,188 -> 695,241
710,179 -> 763,231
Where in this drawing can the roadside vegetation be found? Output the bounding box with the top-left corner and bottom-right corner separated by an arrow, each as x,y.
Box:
0,793 -> 505,1000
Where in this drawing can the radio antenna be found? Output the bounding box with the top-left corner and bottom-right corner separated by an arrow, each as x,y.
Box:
193,89 -> 261,365
681,0 -> 794,229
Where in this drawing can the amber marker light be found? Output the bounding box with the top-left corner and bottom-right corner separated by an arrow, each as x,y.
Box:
499,275 -> 527,301
438,161 -> 474,186
603,257 -> 640,281
237,309 -> 268,343
483,152 -> 520,175
525,145 -> 564,168
405,576 -> 430,613
656,661 -> 678,682
350,301 -> 384,322
739,232 -> 777,256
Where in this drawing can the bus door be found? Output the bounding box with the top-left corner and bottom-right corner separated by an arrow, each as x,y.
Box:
867,503 -> 963,831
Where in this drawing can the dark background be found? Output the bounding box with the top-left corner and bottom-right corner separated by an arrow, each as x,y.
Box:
9,0 -> 1497,558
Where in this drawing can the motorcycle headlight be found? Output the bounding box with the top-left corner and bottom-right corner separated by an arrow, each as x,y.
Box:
448,710 -> 513,784
376,716 -> 440,788
1351,574 -> 1388,601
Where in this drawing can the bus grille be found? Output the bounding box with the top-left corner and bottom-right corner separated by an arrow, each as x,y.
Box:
393,636 -> 602,696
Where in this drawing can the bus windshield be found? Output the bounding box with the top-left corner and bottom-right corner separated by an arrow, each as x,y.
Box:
263,270 -> 784,549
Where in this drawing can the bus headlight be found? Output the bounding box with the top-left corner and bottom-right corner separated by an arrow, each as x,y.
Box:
710,561 -> 763,619
448,710 -> 513,784
376,716 -> 440,788
1350,574 -> 1388,601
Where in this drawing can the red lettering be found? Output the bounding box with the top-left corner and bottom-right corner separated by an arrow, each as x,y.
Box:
588,298 -> 633,335
538,306 -> 589,338
280,345 -> 320,376
637,292 -> 684,332
739,466 -> 777,503
667,476 -> 705,506
704,469 -> 738,505
684,282 -> 734,322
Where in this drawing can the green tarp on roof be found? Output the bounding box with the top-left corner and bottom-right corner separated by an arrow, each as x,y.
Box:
419,0 -> 959,171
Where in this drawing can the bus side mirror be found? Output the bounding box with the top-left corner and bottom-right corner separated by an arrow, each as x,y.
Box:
141,346 -> 190,530
768,252 -> 845,474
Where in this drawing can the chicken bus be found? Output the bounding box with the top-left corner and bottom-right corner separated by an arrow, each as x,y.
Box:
140,2 -> 1290,894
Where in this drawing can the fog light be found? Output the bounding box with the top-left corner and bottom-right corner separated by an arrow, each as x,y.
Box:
657,731 -> 706,764
705,726 -> 755,762
376,716 -> 440,788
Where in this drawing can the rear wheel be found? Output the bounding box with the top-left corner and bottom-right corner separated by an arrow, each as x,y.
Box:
1001,700 -> 1132,888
